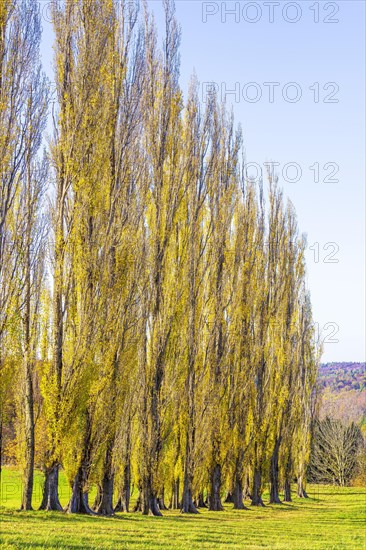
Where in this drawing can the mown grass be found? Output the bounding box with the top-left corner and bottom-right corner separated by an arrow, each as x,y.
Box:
0,468 -> 365,549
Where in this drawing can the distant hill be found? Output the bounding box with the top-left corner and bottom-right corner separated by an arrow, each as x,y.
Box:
318,362 -> 366,430
319,362 -> 365,392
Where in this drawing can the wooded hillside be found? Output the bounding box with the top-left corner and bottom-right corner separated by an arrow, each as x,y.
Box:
318,363 -> 366,429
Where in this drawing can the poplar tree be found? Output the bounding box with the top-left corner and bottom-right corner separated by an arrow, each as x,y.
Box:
138,0 -> 184,516
0,0 -> 49,506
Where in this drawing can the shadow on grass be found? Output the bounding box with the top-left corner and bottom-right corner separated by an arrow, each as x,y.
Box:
0,503 -> 302,522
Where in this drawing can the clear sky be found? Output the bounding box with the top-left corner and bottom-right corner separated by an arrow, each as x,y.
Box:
39,0 -> 365,362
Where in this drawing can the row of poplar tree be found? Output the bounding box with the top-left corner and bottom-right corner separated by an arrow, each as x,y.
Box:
0,0 -> 319,516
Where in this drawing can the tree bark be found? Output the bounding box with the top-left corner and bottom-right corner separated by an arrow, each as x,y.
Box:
232,456 -> 247,509
115,462 -> 131,512
181,450 -> 198,512
170,478 -> 180,509
142,479 -> 162,516
92,484 -> 102,511
158,487 -> 168,511
251,467 -> 265,506
65,467 -> 95,514
297,475 -> 308,498
96,473 -> 114,516
243,472 -> 250,500
269,437 -> 282,504
283,456 -> 292,502
96,442 -> 115,516
39,463 -> 63,511
194,492 -> 207,508
66,411 -> 94,514
284,479 -> 292,502
233,476 -> 247,510
209,464 -> 223,511
181,479 -> 198,514
133,490 -> 143,512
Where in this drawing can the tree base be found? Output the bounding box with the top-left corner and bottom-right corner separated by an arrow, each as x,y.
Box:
158,498 -> 169,511
142,493 -> 163,516
233,502 -> 248,510
209,464 -> 223,511
181,488 -> 199,514
251,497 -> 265,507
181,503 -> 199,514
269,497 -> 282,504
66,470 -> 96,515
95,474 -> 115,516
114,495 -> 129,513
65,497 -> 96,515
39,464 -> 63,512
194,493 -> 207,508
283,480 -> 292,502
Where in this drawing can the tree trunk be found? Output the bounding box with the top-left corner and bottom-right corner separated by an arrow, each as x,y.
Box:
243,471 -> 250,499
20,360 -> 35,511
181,435 -> 198,513
115,462 -> 131,512
158,487 -> 168,511
66,467 -> 95,514
251,467 -> 265,506
284,478 -> 292,502
181,477 -> 198,514
92,484 -> 102,510
209,464 -> 223,511
66,411 -> 94,514
95,442 -> 115,515
39,463 -> 63,511
142,479 -> 162,516
170,478 -> 180,509
114,496 -> 122,512
297,475 -> 308,498
269,437 -> 282,504
181,411 -> 198,513
194,492 -> 207,508
224,491 -> 233,503
283,456 -> 292,502
96,472 -> 114,516
232,456 -> 247,510
233,476 -> 246,510
133,489 -> 143,512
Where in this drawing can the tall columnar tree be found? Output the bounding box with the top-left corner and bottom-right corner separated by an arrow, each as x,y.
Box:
0,0 -> 49,506
179,78 -> 210,514
16,66 -> 49,511
204,100 -> 242,511
227,179 -> 259,510
138,0 -> 184,516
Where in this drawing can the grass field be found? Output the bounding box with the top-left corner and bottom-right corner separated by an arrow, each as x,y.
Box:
0,468 -> 365,549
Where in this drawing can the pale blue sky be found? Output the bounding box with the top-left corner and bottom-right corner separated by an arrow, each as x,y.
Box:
39,0 -> 365,362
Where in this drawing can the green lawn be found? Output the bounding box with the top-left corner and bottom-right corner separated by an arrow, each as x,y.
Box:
0,468 -> 365,549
